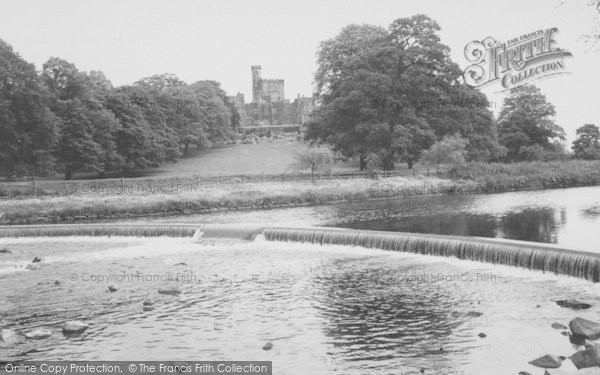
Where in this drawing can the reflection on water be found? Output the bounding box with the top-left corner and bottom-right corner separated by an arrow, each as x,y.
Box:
116,185 -> 600,252
324,186 -> 599,251
3,237 -> 600,374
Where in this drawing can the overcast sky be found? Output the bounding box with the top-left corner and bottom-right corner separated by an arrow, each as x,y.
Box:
0,0 -> 597,142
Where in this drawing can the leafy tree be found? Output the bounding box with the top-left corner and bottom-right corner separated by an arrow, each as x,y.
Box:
42,58 -> 121,178
308,15 -> 499,170
422,134 -> 468,174
314,24 -> 388,98
497,85 -> 565,162
572,124 -> 600,160
133,73 -> 187,92
0,40 -> 59,178
106,86 -> 178,171
292,146 -> 334,181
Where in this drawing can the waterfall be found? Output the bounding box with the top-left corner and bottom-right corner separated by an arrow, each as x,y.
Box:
0,224 -> 199,238
263,227 -> 600,282
2,223 -> 599,282
0,223 -> 265,240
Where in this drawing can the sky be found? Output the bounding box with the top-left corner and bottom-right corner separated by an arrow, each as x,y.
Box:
0,0 -> 598,142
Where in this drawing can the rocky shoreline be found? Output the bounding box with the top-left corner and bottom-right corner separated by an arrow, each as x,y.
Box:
522,300 -> 600,375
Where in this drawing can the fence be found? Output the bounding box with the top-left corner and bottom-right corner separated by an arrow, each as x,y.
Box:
0,168 -> 433,198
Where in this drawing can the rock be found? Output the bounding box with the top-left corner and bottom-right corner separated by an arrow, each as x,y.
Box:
561,331 -> 570,336
529,354 -> 563,368
107,285 -> 117,293
142,299 -> 154,311
543,359 -> 579,374
552,322 -> 568,330
570,318 -> 600,341
158,286 -> 181,296
25,264 -> 37,271
519,372 -> 533,375
32,257 -> 41,263
0,248 -> 11,254
0,329 -> 21,345
570,343 -> 600,369
54,280 -> 61,285
467,311 -> 483,317
262,342 -> 273,350
478,333 -> 487,338
556,300 -> 592,310
24,329 -> 52,339
62,321 -> 89,334
173,262 -> 187,266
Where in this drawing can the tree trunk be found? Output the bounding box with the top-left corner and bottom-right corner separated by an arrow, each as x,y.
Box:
65,167 -> 72,180
407,159 -> 413,169
359,154 -> 367,171
382,157 -> 394,171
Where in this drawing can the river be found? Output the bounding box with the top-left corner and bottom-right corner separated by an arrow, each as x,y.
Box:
2,186 -> 600,374
118,185 -> 600,252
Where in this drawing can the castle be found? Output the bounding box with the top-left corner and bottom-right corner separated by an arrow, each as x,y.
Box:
230,65 -> 315,128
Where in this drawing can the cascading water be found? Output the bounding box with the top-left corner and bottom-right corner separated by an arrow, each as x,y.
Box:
263,227 -> 600,282
0,224 -> 199,238
2,223 -> 600,282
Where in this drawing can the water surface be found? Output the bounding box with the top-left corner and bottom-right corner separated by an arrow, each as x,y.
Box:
116,185 -> 600,252
1,237 -> 598,374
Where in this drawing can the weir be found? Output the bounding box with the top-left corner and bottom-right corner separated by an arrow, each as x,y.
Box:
1,224 -> 600,282
263,227 -> 600,282
0,224 -> 266,240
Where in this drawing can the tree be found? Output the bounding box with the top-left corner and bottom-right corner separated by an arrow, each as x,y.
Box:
572,124 -> 600,160
42,57 -> 121,179
307,15 -> 499,170
422,134 -> 468,174
497,85 -> 565,162
292,146 -> 334,182
133,73 -> 187,92
314,24 -> 388,99
0,39 -> 59,178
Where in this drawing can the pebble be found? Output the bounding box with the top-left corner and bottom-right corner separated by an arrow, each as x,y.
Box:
158,286 -> 181,296
25,329 -> 52,340
62,321 -> 89,334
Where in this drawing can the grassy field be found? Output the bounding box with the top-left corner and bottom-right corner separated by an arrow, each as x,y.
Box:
126,140 -> 357,178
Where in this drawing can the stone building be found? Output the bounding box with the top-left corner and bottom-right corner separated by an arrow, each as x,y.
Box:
231,65 -> 315,128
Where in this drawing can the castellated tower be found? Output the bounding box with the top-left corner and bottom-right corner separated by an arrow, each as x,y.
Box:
251,65 -> 262,103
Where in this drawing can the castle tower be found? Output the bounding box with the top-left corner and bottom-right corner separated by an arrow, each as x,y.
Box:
251,65 -> 262,103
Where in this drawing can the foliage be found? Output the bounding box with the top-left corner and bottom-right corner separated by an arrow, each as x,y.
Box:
497,85 -> 566,162
447,160 -> 600,192
0,40 -> 59,178
422,134 -> 468,174
291,146 -> 334,181
0,39 -> 238,179
307,15 -> 503,170
572,124 -> 600,160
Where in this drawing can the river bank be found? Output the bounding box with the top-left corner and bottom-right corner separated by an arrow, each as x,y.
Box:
1,160 -> 600,225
